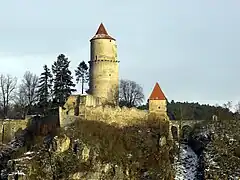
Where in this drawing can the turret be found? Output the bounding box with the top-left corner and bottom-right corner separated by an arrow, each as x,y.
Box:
148,82 -> 167,117
88,23 -> 119,105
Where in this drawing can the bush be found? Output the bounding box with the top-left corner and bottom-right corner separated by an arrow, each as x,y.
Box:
63,117 -> 173,179
234,146 -> 240,158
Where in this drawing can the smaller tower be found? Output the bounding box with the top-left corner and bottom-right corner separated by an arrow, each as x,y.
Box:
148,82 -> 167,117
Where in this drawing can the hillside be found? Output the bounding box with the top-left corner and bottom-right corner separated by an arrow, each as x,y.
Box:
5,117 -> 176,180
190,119 -> 240,179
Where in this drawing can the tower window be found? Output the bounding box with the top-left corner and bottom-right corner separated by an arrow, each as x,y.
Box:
109,74 -> 111,76
158,106 -> 161,109
110,40 -> 111,42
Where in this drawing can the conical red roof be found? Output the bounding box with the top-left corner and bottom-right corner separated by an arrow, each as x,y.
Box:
95,23 -> 108,35
149,83 -> 166,100
90,23 -> 115,41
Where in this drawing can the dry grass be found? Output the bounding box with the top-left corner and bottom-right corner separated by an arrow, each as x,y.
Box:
25,115 -> 175,179
63,117 -> 174,179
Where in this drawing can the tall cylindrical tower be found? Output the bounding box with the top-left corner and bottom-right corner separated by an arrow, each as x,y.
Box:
88,23 -> 119,105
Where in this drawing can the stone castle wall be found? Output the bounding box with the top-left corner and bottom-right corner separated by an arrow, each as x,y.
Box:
60,94 -> 169,128
64,95 -> 101,111
0,119 -> 28,144
60,105 -> 149,127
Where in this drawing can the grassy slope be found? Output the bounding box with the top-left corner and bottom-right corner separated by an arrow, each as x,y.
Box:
26,118 -> 176,179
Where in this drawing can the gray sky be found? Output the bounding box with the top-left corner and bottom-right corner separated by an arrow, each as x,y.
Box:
0,0 -> 240,107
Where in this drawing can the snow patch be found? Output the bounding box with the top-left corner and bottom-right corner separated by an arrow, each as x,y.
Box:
24,151 -> 34,155
13,156 -> 33,161
174,144 -> 198,180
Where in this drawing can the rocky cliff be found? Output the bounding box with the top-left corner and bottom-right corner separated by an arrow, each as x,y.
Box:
10,118 -> 176,180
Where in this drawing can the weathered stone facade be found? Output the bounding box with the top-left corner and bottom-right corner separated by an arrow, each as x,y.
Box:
149,99 -> 167,115
88,23 -> 119,105
60,105 -> 149,127
59,23 -> 169,129
148,82 -> 167,117
0,119 -> 28,144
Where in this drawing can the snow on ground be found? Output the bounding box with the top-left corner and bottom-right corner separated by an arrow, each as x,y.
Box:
174,143 -> 198,180
13,156 -> 33,161
24,151 -> 34,155
8,170 -> 26,176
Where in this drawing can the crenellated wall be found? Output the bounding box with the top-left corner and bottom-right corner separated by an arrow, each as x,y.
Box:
0,119 -> 28,144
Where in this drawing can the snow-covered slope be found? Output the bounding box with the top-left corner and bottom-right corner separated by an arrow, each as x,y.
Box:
174,143 -> 198,180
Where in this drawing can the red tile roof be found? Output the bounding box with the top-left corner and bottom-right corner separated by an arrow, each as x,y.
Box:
149,83 -> 166,100
95,23 -> 108,35
90,23 -> 115,41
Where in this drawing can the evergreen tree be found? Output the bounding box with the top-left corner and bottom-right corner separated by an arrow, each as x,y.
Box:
75,61 -> 89,94
52,54 -> 76,107
37,65 -> 53,115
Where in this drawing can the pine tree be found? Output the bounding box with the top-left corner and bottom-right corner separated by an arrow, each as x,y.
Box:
37,65 -> 53,115
52,54 -> 76,107
75,61 -> 89,94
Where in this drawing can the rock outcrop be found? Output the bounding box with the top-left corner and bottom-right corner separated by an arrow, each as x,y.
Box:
19,118 -> 175,180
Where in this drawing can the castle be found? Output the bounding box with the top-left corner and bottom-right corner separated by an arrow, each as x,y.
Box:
59,23 -> 169,127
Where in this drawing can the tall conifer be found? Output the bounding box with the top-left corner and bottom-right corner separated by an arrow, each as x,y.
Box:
37,65 -> 52,115
52,54 -> 76,107
75,61 -> 89,94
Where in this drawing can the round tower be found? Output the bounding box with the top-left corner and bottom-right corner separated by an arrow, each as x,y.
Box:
88,23 -> 119,105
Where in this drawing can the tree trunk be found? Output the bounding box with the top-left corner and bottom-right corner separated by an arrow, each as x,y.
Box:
81,76 -> 84,94
2,124 -> 4,143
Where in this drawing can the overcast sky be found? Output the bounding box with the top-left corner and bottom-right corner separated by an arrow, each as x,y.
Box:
0,0 -> 239,107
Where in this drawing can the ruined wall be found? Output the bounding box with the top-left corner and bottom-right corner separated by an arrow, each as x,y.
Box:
63,95 -> 102,114
0,119 -> 28,144
63,95 -> 78,115
84,106 -> 148,125
60,106 -> 149,127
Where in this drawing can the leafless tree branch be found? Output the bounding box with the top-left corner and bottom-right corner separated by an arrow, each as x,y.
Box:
0,74 -> 17,118
119,79 -> 144,107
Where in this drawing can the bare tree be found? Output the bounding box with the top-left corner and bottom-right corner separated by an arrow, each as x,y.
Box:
235,101 -> 240,114
119,79 -> 144,107
234,101 -> 240,120
103,84 -> 119,107
75,61 -> 89,94
19,71 -> 39,115
14,85 -> 29,118
223,101 -> 232,111
0,74 -> 17,118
